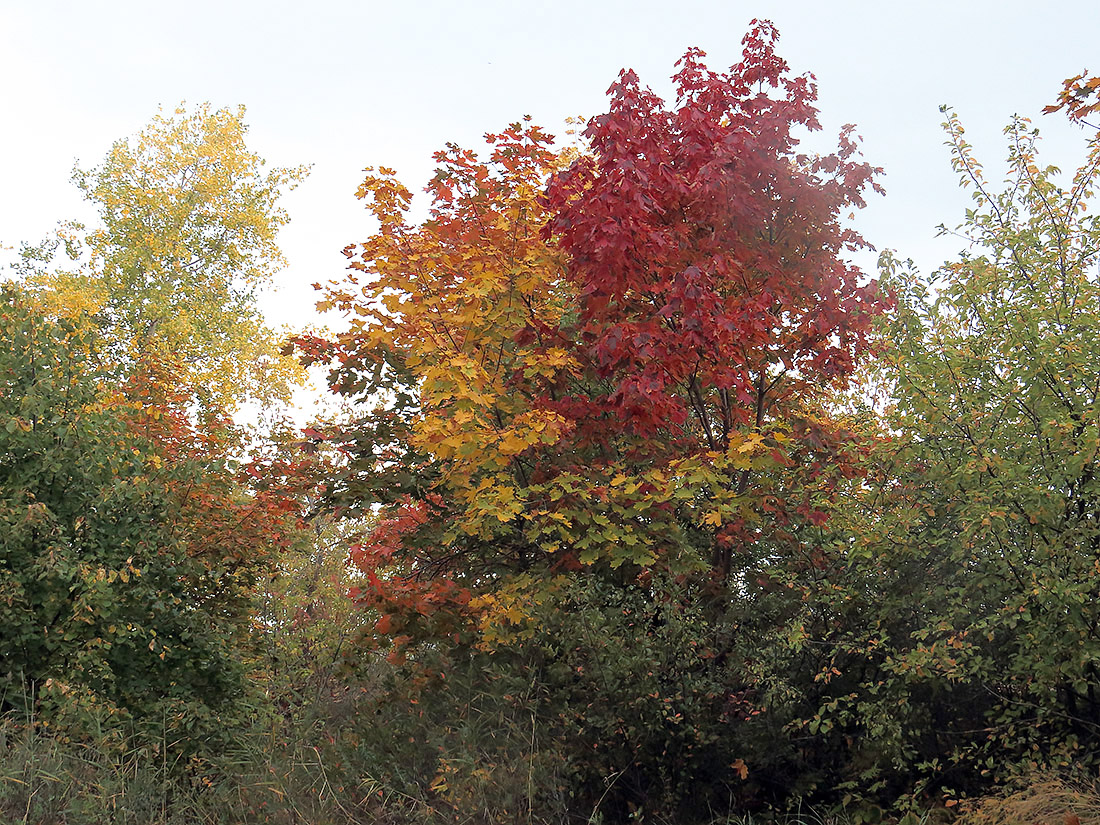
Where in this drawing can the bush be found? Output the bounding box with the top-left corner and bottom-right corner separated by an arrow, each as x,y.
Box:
0,286 -> 253,753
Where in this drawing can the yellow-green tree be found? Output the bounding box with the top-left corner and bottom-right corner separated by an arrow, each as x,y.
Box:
25,103 -> 307,412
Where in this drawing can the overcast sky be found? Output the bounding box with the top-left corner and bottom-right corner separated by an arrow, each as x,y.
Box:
2,0 -> 1097,343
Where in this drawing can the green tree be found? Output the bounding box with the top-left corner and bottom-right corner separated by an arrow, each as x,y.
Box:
23,103 -> 307,413
820,110 -> 1100,802
0,285 -> 266,748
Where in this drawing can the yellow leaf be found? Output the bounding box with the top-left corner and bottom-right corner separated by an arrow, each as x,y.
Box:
498,432 -> 530,456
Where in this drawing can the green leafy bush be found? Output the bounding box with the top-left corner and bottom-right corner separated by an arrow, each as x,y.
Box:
0,286 -> 251,750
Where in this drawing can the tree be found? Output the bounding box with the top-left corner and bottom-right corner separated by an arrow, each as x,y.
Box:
301,116 -> 571,648
309,20 -> 884,640
303,21 -> 887,819
822,108 -> 1100,800
22,103 -> 308,413
0,285 -> 226,737
0,285 -> 305,750
541,24 -> 884,581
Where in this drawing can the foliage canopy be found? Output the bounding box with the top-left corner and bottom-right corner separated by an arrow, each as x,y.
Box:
22,103 -> 307,413
9,23 -> 1100,825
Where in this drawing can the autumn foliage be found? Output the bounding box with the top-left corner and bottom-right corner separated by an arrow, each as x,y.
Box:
10,20 -> 1100,825
1045,71 -> 1100,124
307,24 -> 887,670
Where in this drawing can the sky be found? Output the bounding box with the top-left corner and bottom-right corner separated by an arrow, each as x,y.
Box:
1,0 -> 1098,409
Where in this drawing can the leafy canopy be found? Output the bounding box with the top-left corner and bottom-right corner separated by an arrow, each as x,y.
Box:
22,103 -> 308,412
306,21 -> 886,659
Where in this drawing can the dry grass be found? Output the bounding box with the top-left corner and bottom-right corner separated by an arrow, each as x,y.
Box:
959,776 -> 1100,825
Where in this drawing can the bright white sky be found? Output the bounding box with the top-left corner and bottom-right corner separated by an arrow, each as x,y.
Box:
1,0 -> 1097,360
